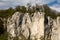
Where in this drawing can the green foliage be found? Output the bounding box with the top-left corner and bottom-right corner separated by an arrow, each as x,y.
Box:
0,7 -> 15,18
0,19 -> 4,35
43,5 -> 58,19
57,13 -> 60,16
40,36 -> 44,40
0,32 -> 8,40
0,19 -> 8,40
13,37 -> 18,40
15,6 -> 27,13
0,5 -> 60,19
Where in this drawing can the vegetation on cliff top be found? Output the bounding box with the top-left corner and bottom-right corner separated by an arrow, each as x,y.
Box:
43,5 -> 60,19
0,4 -> 60,19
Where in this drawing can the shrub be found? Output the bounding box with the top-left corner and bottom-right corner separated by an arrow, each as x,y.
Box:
0,32 -> 8,40
40,36 -> 44,40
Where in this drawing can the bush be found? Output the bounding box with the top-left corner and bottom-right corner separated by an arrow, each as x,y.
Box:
40,36 -> 44,40
0,7 -> 15,18
43,5 -> 58,19
0,32 -> 8,40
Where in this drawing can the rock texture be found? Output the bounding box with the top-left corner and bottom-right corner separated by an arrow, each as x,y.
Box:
7,11 -> 60,40
7,12 -> 45,40
51,17 -> 60,40
44,16 -> 60,40
44,17 -> 52,40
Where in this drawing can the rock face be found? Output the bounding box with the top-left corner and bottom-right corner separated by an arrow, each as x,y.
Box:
7,12 -> 45,40
44,16 -> 60,40
7,11 -> 60,40
44,16 -> 53,40
51,17 -> 60,40
7,12 -> 23,40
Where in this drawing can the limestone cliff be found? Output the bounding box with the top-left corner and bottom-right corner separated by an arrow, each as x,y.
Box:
51,17 -> 60,40
7,11 -> 60,40
7,12 -> 45,40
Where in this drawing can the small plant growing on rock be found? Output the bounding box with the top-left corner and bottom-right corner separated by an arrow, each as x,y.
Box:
40,36 -> 44,40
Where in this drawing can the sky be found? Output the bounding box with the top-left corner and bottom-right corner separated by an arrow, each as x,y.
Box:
0,0 -> 60,12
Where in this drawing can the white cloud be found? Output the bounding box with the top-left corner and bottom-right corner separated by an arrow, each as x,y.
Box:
0,0 -> 60,10
0,2 -> 6,6
1,0 -> 10,1
0,0 -> 56,5
57,0 -> 60,3
50,7 -> 60,12
19,0 -> 55,5
50,4 -> 60,12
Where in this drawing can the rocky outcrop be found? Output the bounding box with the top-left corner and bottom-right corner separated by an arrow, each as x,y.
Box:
44,16 -> 53,40
51,17 -> 60,40
44,16 -> 60,40
7,12 -> 45,40
7,11 -> 60,40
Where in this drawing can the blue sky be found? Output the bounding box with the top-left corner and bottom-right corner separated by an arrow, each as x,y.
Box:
0,0 -> 60,12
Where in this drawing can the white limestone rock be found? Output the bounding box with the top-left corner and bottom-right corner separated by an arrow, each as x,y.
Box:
7,12 -> 45,40
51,17 -> 60,40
